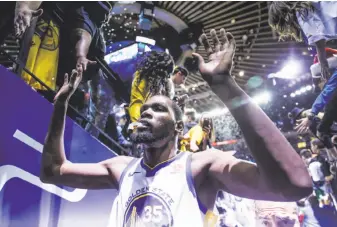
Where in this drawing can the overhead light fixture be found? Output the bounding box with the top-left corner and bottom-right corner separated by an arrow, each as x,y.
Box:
306,85 -> 312,91
136,36 -> 156,45
300,87 -> 306,93
290,93 -> 295,97
269,60 -> 302,80
239,71 -> 244,76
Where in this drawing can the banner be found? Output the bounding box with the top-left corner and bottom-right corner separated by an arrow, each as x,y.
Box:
0,66 -> 118,227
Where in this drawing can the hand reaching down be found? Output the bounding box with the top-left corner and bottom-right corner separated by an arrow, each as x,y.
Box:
76,56 -> 97,73
14,5 -> 43,37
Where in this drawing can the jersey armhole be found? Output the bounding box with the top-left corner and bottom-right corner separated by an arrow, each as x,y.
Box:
186,153 -> 208,214
118,158 -> 139,188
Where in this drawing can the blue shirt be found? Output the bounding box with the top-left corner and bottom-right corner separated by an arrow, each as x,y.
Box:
312,69 -> 337,114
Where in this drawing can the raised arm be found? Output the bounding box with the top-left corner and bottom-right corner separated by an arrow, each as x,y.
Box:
40,70 -> 132,189
192,29 -> 312,201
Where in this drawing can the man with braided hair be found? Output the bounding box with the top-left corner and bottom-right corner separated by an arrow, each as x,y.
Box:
42,28 -> 312,226
129,51 -> 179,123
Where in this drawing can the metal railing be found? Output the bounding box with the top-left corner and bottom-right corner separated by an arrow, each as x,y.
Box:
0,45 -> 129,155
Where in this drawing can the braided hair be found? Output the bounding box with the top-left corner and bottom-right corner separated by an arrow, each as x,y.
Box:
136,51 -> 175,97
268,1 -> 314,41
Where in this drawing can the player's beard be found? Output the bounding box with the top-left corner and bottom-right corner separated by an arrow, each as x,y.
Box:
130,128 -> 170,145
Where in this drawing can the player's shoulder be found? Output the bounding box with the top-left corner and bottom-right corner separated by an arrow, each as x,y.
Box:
191,149 -> 235,160
190,149 -> 236,171
102,155 -> 137,169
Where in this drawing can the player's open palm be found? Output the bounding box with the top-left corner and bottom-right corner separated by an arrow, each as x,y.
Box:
54,69 -> 82,103
193,29 -> 236,85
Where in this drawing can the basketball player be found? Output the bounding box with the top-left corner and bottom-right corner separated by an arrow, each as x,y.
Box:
40,29 -> 312,226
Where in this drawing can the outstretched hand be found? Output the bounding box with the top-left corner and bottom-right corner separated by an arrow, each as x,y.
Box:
76,56 -> 97,73
54,70 -> 83,103
14,6 -> 43,37
192,28 -> 236,85
295,117 -> 311,134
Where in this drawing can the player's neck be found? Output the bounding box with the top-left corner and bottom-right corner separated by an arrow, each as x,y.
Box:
142,141 -> 177,168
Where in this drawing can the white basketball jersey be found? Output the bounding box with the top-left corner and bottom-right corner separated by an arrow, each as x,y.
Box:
113,152 -> 218,227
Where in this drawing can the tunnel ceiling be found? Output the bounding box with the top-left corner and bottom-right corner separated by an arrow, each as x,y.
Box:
105,1 -> 315,113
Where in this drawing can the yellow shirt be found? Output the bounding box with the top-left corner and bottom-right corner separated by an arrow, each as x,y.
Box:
128,72 -> 175,122
129,72 -> 151,122
180,125 -> 207,152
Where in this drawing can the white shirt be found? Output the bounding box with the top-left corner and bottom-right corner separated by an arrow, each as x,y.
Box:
297,1 -> 337,45
113,152 -> 218,227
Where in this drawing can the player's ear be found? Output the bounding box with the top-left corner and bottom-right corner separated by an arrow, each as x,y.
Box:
175,120 -> 184,134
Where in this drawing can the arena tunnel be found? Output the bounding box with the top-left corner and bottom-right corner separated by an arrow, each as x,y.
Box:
1,1 -> 337,227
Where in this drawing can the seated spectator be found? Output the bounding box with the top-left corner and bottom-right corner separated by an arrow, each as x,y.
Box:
180,113 -> 215,152
300,140 -> 335,208
128,51 -> 175,123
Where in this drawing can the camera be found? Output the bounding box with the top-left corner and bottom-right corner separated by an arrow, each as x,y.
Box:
203,118 -> 211,128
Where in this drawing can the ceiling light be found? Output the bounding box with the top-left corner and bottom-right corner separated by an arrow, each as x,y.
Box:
306,85 -> 312,91
300,87 -> 306,93
272,60 -> 301,79
283,95 -> 287,98
246,55 -> 250,59
262,64 -> 266,68
136,36 -> 156,45
239,71 -> 244,76
290,93 -> 295,97
295,102 -> 298,106
231,19 -> 236,24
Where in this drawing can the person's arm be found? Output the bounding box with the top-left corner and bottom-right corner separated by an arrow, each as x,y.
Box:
190,126 -> 203,152
193,29 -> 312,201
40,70 -> 132,189
311,77 -> 337,115
295,67 -> 337,134
129,74 -> 146,122
71,28 -> 97,72
14,1 -> 43,37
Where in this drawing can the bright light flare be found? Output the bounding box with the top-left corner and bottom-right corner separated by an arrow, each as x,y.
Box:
253,91 -> 271,105
269,60 -> 302,80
